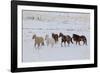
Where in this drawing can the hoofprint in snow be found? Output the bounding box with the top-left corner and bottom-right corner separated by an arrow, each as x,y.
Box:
22,20 -> 90,62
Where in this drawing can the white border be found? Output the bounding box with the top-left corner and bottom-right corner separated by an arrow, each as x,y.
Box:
17,5 -> 94,68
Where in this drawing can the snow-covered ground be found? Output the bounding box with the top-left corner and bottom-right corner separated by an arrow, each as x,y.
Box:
22,20 -> 90,62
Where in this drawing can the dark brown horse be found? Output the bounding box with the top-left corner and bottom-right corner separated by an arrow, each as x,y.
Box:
52,33 -> 59,43
59,33 -> 73,47
72,34 -> 87,45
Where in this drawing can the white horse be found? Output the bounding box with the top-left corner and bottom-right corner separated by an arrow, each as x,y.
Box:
45,34 -> 55,47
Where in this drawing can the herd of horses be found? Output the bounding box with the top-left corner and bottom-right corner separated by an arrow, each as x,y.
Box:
32,33 -> 87,48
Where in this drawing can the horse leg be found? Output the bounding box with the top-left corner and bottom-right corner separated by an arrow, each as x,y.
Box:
55,40 -> 57,44
82,39 -> 86,45
68,41 -> 70,46
64,42 -> 66,47
42,42 -> 44,46
76,41 -> 77,45
71,38 -> 73,44
61,42 -> 63,47
79,41 -> 81,45
83,40 -> 85,45
34,43 -> 36,48
47,41 -> 49,46
37,43 -> 40,49
86,40 -> 87,45
83,38 -> 87,45
51,43 -> 54,47
84,40 -> 87,45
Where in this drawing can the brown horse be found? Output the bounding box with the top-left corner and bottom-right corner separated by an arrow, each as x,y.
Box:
72,34 -> 87,45
80,35 -> 87,45
52,33 -> 59,43
59,33 -> 73,47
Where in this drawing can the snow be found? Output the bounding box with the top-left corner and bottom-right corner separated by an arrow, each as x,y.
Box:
22,11 -> 90,62
22,22 -> 90,62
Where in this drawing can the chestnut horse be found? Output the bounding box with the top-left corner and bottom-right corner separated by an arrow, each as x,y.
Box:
72,34 -> 87,45
59,33 -> 73,47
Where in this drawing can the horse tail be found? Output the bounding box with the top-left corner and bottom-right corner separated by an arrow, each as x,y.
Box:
85,38 -> 87,45
71,38 -> 73,44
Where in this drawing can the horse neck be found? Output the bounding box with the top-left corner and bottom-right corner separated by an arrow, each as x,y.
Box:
45,36 -> 49,40
33,35 -> 36,39
60,33 -> 64,37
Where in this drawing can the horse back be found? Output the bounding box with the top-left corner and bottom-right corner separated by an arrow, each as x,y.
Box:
35,37 -> 44,43
80,35 -> 87,40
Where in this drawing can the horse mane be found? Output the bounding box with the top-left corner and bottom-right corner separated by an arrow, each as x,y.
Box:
32,34 -> 36,39
52,33 -> 59,43
73,34 -> 80,37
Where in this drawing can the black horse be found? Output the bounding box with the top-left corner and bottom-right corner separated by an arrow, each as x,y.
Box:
59,33 -> 73,47
72,34 -> 87,45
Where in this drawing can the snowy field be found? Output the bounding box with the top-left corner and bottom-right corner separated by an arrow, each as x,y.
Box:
22,20 -> 90,62
22,10 -> 90,62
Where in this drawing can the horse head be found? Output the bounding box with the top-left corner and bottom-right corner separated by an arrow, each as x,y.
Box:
32,34 -> 36,39
59,33 -> 63,37
73,34 -> 79,38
